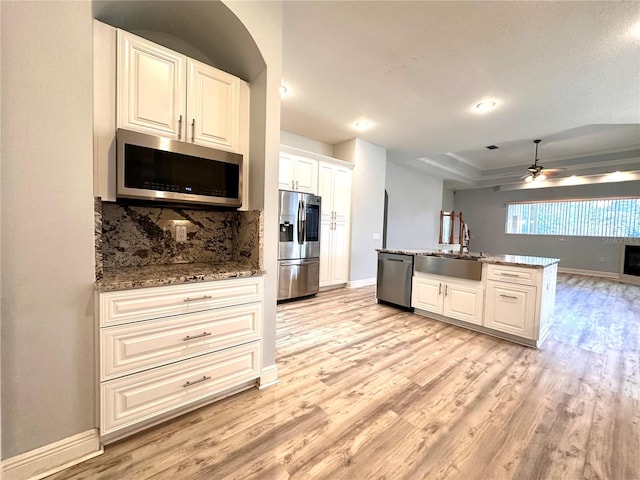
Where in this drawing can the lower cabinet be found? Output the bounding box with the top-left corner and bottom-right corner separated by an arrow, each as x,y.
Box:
98,276 -> 264,442
484,281 -> 537,338
101,341 -> 260,436
412,274 -> 484,325
411,262 -> 558,347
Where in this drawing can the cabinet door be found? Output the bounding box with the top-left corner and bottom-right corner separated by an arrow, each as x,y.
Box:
101,341 -> 260,436
279,153 -> 296,190
101,302 -> 262,380
187,59 -> 240,152
443,283 -> 484,325
293,157 -> 318,194
317,163 -> 334,222
330,220 -> 349,285
485,281 -> 537,338
319,217 -> 332,287
412,277 -> 443,314
117,30 -> 186,138
332,167 -> 352,223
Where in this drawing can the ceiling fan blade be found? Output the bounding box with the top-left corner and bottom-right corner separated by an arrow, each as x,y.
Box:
541,167 -> 567,173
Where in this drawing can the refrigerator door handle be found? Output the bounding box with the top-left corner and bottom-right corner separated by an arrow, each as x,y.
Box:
300,199 -> 307,243
297,199 -> 304,244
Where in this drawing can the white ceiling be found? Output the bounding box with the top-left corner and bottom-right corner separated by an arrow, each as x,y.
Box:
280,1 -> 640,189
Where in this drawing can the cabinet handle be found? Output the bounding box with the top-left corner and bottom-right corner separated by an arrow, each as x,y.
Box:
182,332 -> 212,341
291,180 -> 295,189
500,273 -> 520,278
182,375 -> 211,388
499,294 -> 518,300
295,180 -> 299,190
191,119 -> 195,142
177,115 -> 183,140
183,295 -> 212,302
439,283 -> 442,295
444,284 -> 448,296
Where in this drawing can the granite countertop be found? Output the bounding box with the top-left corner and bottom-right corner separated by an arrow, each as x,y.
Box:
377,248 -> 560,268
96,261 -> 265,292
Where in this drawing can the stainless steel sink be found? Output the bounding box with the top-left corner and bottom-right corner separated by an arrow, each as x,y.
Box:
414,254 -> 482,281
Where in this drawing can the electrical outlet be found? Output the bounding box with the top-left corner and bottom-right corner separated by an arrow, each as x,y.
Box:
176,225 -> 187,242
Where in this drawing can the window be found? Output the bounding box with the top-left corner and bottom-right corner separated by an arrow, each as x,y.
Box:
505,197 -> 640,237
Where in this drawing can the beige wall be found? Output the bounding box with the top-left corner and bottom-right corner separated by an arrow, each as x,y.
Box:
1,1 -> 96,457
280,130 -> 334,157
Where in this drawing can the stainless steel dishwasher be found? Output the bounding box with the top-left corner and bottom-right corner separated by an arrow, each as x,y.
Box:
376,252 -> 414,310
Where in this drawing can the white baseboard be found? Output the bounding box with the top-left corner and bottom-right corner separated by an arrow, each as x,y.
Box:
3,429 -> 103,480
558,267 -> 618,279
258,364 -> 279,390
347,277 -> 376,289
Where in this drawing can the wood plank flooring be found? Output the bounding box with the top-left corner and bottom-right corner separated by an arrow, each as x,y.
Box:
48,274 -> 640,480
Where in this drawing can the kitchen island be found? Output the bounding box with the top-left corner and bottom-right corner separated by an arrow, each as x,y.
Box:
376,249 -> 560,348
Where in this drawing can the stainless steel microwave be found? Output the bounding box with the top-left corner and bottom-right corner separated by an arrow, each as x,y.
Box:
116,128 -> 243,207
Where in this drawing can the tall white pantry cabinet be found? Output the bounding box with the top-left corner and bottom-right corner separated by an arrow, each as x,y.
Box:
317,162 -> 352,287
279,146 -> 354,288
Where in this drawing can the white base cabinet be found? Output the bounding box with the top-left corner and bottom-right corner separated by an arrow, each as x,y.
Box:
411,262 -> 558,347
484,281 -> 536,338
412,273 -> 484,325
98,276 -> 263,442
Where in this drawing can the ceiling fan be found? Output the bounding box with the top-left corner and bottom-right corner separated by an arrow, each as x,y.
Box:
522,139 -> 566,182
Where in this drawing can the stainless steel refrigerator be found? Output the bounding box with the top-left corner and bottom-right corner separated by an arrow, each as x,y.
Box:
278,190 -> 321,301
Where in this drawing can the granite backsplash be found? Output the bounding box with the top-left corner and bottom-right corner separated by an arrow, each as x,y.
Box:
95,201 -> 263,279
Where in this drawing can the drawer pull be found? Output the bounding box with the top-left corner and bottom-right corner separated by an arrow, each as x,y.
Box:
499,294 -> 519,300
182,375 -> 211,388
182,332 -> 212,342
183,295 -> 213,303
500,273 -> 521,277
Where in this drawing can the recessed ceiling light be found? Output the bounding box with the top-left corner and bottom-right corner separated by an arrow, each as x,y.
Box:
475,101 -> 497,112
630,21 -> 640,38
280,84 -> 289,96
354,120 -> 372,131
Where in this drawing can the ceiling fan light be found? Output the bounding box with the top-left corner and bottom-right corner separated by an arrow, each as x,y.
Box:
524,175 -> 534,183
536,173 -> 546,181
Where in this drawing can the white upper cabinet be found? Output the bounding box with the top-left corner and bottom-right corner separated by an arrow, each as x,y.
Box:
117,30 -> 186,139
187,58 -> 240,151
117,29 -> 242,153
278,153 -> 317,193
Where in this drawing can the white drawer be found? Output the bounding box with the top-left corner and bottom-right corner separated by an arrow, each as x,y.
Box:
100,276 -> 264,326
101,302 -> 262,380
486,264 -> 538,285
101,341 -> 261,435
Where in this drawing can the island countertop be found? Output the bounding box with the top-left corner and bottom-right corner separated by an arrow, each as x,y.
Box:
96,262 -> 265,292
376,249 -> 560,269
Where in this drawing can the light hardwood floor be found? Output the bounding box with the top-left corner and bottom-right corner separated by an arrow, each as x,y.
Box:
48,274 -> 639,480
